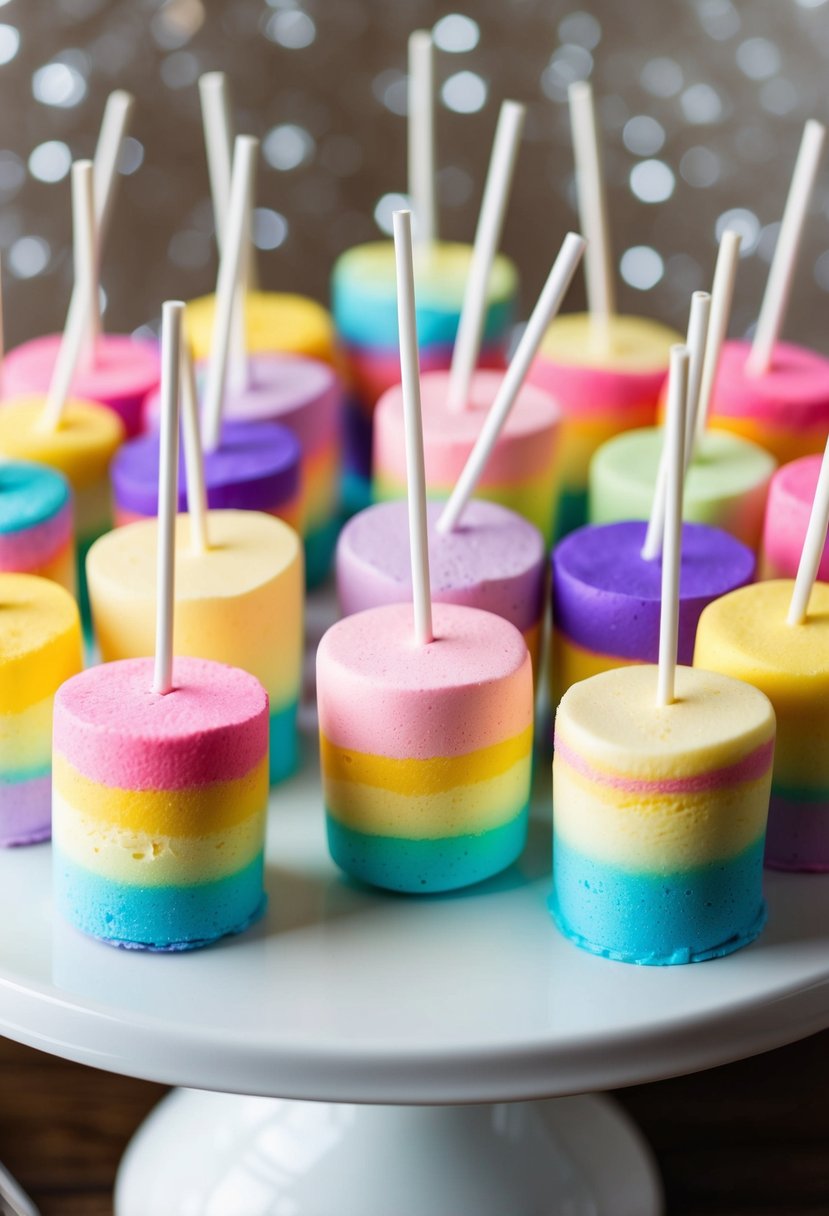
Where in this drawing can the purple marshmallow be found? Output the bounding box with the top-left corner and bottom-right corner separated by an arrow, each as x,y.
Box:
552,520 -> 756,664
112,420 -> 301,518
337,499 -> 546,635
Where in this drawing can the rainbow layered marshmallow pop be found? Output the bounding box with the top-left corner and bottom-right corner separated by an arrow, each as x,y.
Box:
760,454 -> 829,580
552,345 -> 776,964
704,121 -> 829,465
3,93 -> 159,437
553,292 -> 753,701
1,573 -> 82,847
186,74 -> 336,369
89,318 -> 303,785
53,301 -> 269,950
526,82 -> 680,540
145,353 -> 342,585
590,231 -> 777,551
696,434 -> 829,871
0,462 -> 76,595
332,38 -> 520,511
318,211 -> 533,893
374,229 -> 587,547
0,161 -> 125,627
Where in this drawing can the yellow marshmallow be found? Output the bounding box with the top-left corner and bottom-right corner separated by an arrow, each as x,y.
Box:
538,313 -> 680,372
86,510 -> 303,708
0,397 -> 124,492
186,291 -> 336,365
0,573 -> 83,714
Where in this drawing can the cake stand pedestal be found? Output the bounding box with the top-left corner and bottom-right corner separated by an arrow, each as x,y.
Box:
1,747 -> 828,1214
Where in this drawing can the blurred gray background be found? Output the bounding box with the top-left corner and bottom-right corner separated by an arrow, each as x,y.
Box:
1,0 -> 828,350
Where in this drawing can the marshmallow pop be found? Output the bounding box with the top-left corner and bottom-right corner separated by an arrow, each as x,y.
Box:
2,93 -> 159,437
318,211 -> 534,893
526,83 -> 681,540
53,302 -> 270,950
552,345 -> 776,964
1,573 -> 82,847
696,433 -> 829,871
705,122 -> 829,465
332,38 -> 520,512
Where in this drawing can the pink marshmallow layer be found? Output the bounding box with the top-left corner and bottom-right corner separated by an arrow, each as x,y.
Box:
53,656 -> 269,789
762,454 -> 829,580
316,601 -> 532,759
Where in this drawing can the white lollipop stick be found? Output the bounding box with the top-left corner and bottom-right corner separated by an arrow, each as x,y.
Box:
656,345 -> 690,709
154,300 -> 184,697
38,161 -> 99,433
199,71 -> 258,289
408,31 -> 437,246
180,339 -> 209,555
694,229 -> 741,441
748,119 -> 826,378
642,291 -> 710,561
436,231 -> 586,535
63,90 -> 134,361
201,135 -> 259,453
446,100 -> 526,414
788,432 -> 829,626
92,90 -> 135,251
569,81 -> 614,345
393,210 -> 433,645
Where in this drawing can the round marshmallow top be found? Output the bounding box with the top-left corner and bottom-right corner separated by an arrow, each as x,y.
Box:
0,572 -> 82,713
711,339 -> 829,429
557,663 -> 775,775
374,369 -> 560,487
590,427 -> 776,526
536,312 -> 679,370
317,601 -> 532,759
0,461 -> 70,535
337,499 -> 545,633
0,397 -> 124,489
552,520 -> 755,664
53,656 -> 269,790
112,419 -> 301,517
762,455 -> 829,580
2,335 -> 160,438
185,290 -> 335,364
145,353 -> 341,456
333,241 -> 517,349
695,579 -> 829,691
89,510 -> 300,603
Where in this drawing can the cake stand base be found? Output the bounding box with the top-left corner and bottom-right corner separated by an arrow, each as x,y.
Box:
114,1088 -> 663,1215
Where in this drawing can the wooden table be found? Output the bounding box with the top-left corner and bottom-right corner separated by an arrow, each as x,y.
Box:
0,1031 -> 826,1215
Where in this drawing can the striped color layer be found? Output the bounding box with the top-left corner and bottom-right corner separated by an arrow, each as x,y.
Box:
52,657 -> 269,950
694,579 -> 829,872
317,602 -> 534,893
0,574 -> 83,847
528,312 -> 679,540
552,665 -> 775,965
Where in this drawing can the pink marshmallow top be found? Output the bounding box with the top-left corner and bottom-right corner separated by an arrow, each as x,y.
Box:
374,370 -> 560,485
762,454 -> 829,580
2,334 -> 160,438
316,601 -> 533,759
527,357 -> 667,418
53,657 -> 269,790
712,339 -> 829,428
144,353 -> 342,457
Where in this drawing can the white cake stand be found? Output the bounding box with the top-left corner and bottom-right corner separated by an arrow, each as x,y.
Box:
2,606 -> 829,1214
